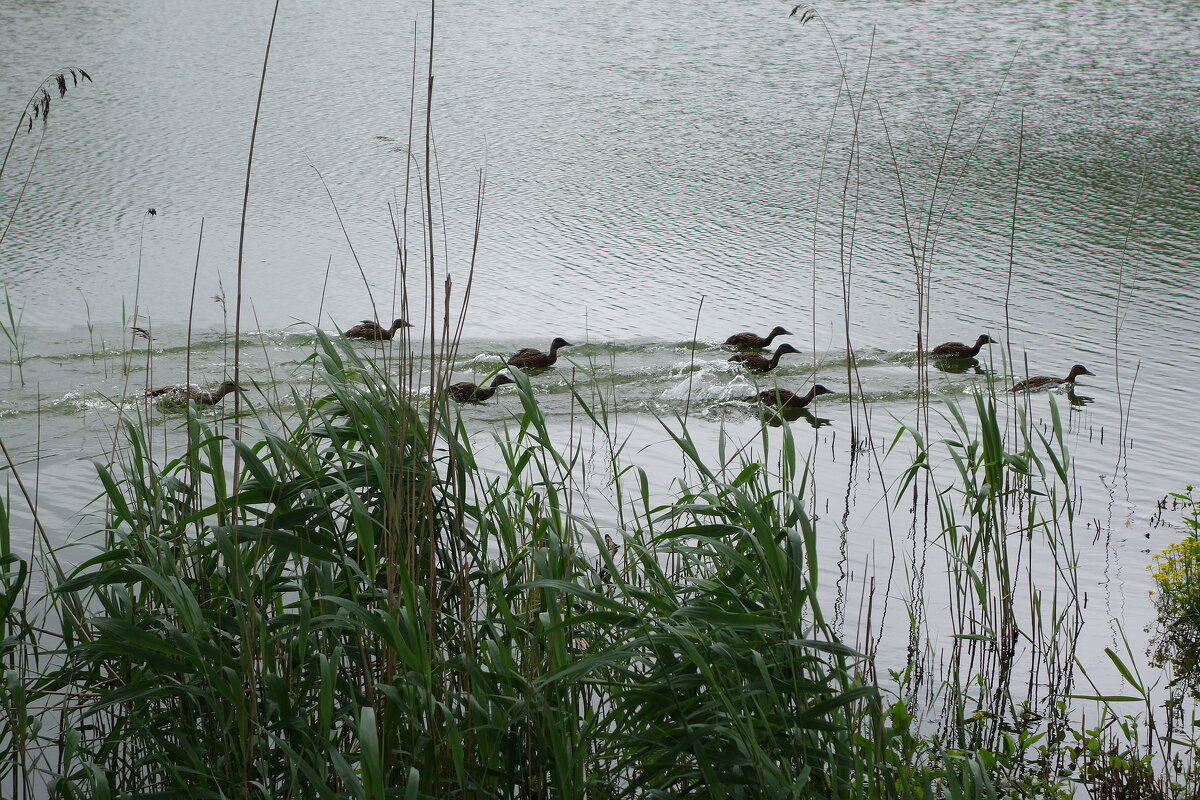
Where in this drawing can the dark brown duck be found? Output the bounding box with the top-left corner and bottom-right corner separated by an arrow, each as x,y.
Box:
741,384 -> 834,409
507,337 -> 573,369
728,343 -> 800,373
146,380 -> 242,409
725,326 -> 791,350
931,334 -> 997,359
1010,364 -> 1094,392
343,318 -> 413,340
447,374 -> 516,402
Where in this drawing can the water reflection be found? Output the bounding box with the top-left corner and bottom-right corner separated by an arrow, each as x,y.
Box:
932,357 -> 993,376
1067,387 -> 1095,408
763,406 -> 833,429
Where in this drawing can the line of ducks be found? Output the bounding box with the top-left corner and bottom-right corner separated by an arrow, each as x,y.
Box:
143,321 -> 1095,411
402,322 -> 1094,406
722,327 -> 1094,393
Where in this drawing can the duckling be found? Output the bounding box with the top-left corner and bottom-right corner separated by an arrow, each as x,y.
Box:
741,384 -> 834,409
446,374 -> 516,403
343,318 -> 413,340
931,334 -> 997,359
507,337 -> 573,369
1010,364 -> 1094,392
145,380 -> 242,409
725,326 -> 791,350
728,343 -> 800,373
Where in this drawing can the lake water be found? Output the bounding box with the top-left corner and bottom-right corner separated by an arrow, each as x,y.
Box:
1,0 -> 1198,706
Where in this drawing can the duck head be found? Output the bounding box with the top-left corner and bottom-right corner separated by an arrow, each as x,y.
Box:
1067,364 -> 1095,380
215,380 -> 244,398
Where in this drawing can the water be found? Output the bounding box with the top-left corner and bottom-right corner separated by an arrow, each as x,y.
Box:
1,0 -> 1198,705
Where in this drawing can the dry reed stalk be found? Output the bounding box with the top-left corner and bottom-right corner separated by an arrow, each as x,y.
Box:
228,0 -> 281,785
0,68 -> 93,190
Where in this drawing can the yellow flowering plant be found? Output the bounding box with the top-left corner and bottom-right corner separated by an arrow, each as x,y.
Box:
1149,486 -> 1200,697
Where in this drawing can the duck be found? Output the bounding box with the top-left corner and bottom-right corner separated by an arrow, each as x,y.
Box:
343,318 -> 413,340
728,343 -> 800,373
741,384 -> 834,409
1010,364 -> 1094,392
931,334 -> 997,359
145,380 -> 242,409
446,374 -> 516,403
725,326 -> 791,350
507,337 -> 573,369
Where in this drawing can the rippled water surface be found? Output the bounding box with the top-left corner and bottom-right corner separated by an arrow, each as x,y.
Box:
1,0 -> 1198,695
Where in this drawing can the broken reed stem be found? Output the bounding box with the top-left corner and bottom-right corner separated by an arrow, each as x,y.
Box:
1003,111 -> 1023,402
1111,166 -> 1147,477
683,294 -> 704,425
313,164 -> 380,325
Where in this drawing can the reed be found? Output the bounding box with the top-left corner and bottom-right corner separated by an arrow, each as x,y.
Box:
0,68 -> 94,254
5,322 -> 1192,796
0,287 -> 26,385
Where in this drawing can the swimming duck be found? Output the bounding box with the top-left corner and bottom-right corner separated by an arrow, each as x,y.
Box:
343,318 -> 413,340
728,343 -> 800,373
725,326 -> 791,350
741,384 -> 834,409
507,337 -> 573,369
145,380 -> 242,409
1010,364 -> 1094,392
931,334 -> 997,359
447,374 -> 516,402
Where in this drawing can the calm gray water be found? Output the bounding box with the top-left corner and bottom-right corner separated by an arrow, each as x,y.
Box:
1,0 -> 1198,700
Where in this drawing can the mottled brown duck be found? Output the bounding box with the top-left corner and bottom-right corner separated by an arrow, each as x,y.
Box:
725,326 -> 791,350
343,318 -> 413,340
145,380 -> 242,409
931,334 -> 997,359
507,337 -> 573,369
1010,364 -> 1094,392
447,374 -> 516,403
741,384 -> 834,409
728,343 -> 800,373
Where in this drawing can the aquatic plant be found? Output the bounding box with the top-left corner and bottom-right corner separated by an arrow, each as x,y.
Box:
0,287 -> 26,384
1150,487 -> 1200,698
0,329 -> 1089,798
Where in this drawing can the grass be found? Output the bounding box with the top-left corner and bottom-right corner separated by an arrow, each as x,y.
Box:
0,329 -> 1194,797
2,334 -> 872,796
0,287 -> 26,385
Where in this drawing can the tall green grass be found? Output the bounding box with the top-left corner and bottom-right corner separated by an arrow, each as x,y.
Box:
1,331 -> 1105,798
0,287 -> 26,385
